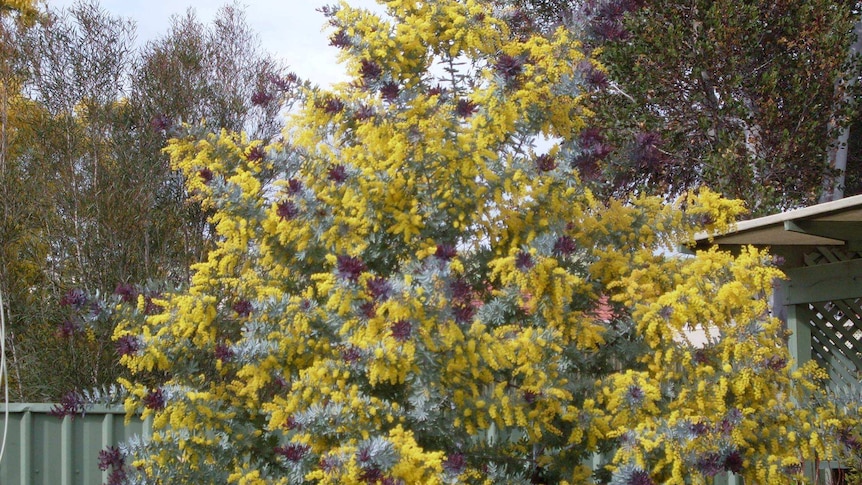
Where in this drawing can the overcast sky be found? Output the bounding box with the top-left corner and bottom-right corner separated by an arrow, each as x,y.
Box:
45,0 -> 383,87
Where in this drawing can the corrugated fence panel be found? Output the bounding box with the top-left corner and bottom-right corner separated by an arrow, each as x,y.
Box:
0,404 -> 151,485
0,405 -> 752,485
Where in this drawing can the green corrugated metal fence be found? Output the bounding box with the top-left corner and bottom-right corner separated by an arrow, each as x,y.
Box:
0,404 -> 769,485
0,404 -> 151,485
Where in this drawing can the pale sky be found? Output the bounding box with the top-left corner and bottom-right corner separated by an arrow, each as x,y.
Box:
44,0 -> 383,87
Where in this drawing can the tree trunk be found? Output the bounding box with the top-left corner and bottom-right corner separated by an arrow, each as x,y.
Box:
822,16 -> 862,202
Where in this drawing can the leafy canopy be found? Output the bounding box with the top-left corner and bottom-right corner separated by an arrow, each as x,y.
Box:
576,0 -> 861,215
109,1 -> 857,484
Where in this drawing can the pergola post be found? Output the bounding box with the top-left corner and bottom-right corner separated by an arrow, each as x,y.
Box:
786,302 -> 812,367
784,293 -> 816,482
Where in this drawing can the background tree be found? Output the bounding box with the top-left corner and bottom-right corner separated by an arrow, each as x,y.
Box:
124,4 -> 290,283
0,0 -> 289,400
99,1 -> 859,483
503,0 -> 862,215
588,0 -> 860,214
0,0 -> 42,398
11,0 -> 153,398
119,3 -> 289,286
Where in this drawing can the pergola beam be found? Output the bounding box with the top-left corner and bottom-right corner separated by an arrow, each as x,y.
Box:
784,258 -> 862,304
784,220 -> 862,242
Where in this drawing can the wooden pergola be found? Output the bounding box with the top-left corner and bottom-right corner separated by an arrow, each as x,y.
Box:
693,194 -> 862,385
693,194 -> 862,483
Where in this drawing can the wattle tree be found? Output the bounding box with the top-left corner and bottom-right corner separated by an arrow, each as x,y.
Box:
95,1 -> 859,483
